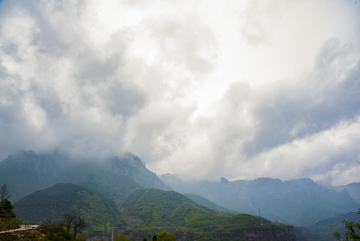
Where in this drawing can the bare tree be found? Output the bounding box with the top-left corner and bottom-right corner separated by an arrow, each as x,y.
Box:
0,184 -> 14,217
72,215 -> 87,239
60,213 -> 76,234
0,183 -> 11,206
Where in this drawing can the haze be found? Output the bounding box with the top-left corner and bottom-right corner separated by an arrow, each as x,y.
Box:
0,0 -> 360,185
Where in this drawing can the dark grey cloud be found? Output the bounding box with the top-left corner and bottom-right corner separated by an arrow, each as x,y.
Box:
245,39 -> 360,155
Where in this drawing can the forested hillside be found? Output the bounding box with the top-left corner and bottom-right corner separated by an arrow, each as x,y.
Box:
300,211 -> 360,241
12,183 -> 305,241
185,193 -> 238,215
13,183 -> 125,232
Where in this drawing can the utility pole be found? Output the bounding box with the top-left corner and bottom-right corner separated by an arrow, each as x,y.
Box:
258,208 -> 261,225
52,204 -> 56,224
111,226 -> 115,241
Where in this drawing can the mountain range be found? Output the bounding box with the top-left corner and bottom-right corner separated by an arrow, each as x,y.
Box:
0,150 -> 168,203
159,174 -> 360,226
12,181 -> 303,241
1,150 -> 359,240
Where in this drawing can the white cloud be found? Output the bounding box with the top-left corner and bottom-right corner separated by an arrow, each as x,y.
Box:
0,0 -> 360,185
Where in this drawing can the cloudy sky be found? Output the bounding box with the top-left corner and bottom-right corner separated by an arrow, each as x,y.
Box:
0,0 -> 360,185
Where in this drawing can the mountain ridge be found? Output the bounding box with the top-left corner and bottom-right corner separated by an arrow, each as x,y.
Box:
0,150 -> 169,203
159,173 -> 360,226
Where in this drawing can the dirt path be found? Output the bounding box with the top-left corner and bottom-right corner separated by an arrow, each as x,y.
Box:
0,225 -> 38,234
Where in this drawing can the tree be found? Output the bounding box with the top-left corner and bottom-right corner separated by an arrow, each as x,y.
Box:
1,199 -> 14,213
114,234 -> 130,241
72,215 -> 87,239
60,213 -> 76,234
0,183 -> 11,206
40,220 -> 67,241
0,183 -> 15,219
333,209 -> 360,241
157,231 -> 176,241
39,214 -> 87,241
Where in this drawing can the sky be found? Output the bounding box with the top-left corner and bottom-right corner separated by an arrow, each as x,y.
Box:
0,0 -> 360,186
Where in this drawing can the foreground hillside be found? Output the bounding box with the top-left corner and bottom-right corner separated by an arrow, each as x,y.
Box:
13,183 -> 125,232
12,183 -> 306,241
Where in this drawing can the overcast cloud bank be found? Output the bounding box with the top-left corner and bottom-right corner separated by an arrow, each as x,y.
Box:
0,0 -> 360,185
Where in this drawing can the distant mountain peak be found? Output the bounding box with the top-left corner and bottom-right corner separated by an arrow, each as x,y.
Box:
220,177 -> 229,183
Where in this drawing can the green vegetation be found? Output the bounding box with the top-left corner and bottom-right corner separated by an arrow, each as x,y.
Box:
13,183 -> 126,236
118,188 -> 299,241
39,213 -> 87,241
11,182 -> 303,240
115,234 -> 131,241
59,162 -> 141,206
157,231 -> 175,241
0,183 -> 19,232
122,188 -> 198,226
300,210 -> 360,241
0,218 -> 19,232
2,150 -> 308,240
332,209 -> 360,241
185,193 -> 238,215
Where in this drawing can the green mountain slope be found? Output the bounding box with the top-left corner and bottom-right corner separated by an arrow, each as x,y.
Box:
301,211 -> 360,241
168,202 -> 210,226
122,188 -> 199,226
120,188 -> 305,241
13,183 -> 126,234
58,161 -> 141,206
168,201 -> 265,228
12,183 -> 305,241
185,193 -> 238,215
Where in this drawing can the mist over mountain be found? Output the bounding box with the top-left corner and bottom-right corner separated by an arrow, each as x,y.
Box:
1,149 -> 358,229
1,150 -> 358,240
0,150 -> 169,202
159,174 -> 360,226
333,182 -> 360,203
1,1 -> 360,240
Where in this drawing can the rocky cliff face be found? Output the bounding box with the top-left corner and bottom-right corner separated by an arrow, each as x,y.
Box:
106,153 -> 169,190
